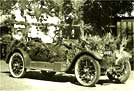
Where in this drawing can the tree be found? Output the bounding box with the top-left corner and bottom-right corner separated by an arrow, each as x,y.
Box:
0,0 -> 17,15
82,0 -> 133,36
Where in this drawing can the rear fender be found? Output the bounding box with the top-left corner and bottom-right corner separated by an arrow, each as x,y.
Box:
6,48 -> 31,68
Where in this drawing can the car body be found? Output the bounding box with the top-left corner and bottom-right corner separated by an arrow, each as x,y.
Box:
5,32 -> 131,87
6,36 -> 131,86
5,38 -> 102,86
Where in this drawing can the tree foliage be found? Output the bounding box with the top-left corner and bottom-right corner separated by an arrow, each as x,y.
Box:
82,1 -> 133,36
16,0 -> 59,19
0,0 -> 17,14
0,0 -> 133,37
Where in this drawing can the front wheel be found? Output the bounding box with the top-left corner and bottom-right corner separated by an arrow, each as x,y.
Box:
9,52 -> 26,78
75,54 -> 101,87
107,57 -> 131,83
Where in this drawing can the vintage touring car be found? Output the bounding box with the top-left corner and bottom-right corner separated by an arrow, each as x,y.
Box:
4,23 -> 131,87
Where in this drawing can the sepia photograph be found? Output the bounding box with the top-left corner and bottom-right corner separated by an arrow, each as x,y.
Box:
0,0 -> 134,91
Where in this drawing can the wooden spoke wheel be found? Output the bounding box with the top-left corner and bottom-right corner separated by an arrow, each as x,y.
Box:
75,54 -> 100,87
9,52 -> 26,78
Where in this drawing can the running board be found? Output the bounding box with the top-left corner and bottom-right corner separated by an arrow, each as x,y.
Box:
30,61 -> 68,72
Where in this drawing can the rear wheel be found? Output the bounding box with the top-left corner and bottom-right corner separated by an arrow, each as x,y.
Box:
107,57 -> 131,83
9,52 -> 26,78
75,54 -> 100,87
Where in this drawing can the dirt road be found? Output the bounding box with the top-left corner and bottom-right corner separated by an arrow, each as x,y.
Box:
0,60 -> 134,91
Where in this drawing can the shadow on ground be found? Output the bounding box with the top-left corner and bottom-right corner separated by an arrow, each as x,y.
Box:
1,70 -> 113,86
25,71 -> 77,84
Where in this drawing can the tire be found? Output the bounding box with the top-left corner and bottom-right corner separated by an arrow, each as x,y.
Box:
41,71 -> 56,78
75,54 -> 101,87
107,57 -> 131,83
9,52 -> 26,78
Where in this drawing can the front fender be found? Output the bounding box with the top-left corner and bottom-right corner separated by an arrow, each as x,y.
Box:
66,51 -> 101,73
115,50 -> 132,65
6,48 -> 31,69
115,50 -> 132,58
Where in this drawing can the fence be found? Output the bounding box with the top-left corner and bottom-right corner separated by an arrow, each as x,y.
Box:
117,18 -> 134,70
